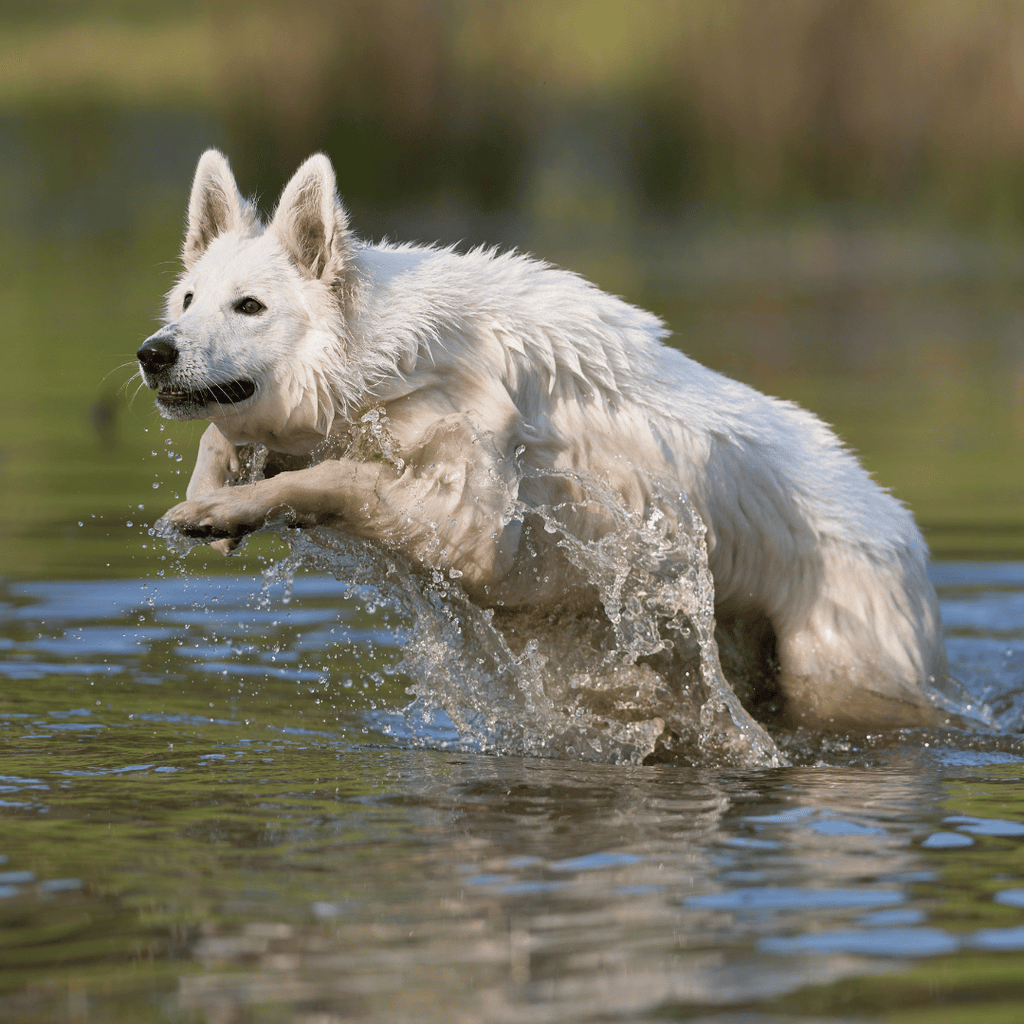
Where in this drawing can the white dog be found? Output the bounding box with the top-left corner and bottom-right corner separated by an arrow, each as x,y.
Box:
137,149 -> 965,733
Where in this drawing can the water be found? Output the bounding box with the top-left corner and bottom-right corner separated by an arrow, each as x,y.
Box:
2,551 -> 1024,1022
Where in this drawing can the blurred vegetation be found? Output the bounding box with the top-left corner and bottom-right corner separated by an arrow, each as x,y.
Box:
3,0 -> 1024,577
7,0 -> 1024,221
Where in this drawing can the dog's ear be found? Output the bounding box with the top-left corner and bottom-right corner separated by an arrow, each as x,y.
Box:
183,150 -> 258,268
270,154 -> 353,286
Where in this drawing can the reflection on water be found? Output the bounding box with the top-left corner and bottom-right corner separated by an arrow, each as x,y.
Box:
1,564 -> 1024,1021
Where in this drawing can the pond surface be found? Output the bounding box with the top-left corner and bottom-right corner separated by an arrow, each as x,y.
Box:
2,559 -> 1024,1023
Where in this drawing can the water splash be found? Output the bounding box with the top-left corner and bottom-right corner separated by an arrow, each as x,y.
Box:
151,415 -> 785,767
265,466 -> 784,768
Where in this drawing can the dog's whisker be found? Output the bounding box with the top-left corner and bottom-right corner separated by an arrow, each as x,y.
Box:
101,361 -> 139,386
118,369 -> 143,397
127,379 -> 148,411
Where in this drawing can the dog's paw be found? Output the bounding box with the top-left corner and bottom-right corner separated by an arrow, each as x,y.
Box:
159,489 -> 271,542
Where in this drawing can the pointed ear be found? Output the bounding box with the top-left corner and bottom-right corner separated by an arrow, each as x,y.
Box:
269,153 -> 353,285
183,149 -> 259,268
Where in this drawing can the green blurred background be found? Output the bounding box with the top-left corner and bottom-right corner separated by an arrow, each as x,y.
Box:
3,0 -> 1024,579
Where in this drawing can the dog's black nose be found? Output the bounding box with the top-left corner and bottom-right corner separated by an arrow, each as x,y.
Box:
137,336 -> 179,373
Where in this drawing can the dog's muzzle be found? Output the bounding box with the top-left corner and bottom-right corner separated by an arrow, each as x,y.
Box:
137,330 -> 257,412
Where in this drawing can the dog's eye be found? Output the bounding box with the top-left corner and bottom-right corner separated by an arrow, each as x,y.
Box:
234,297 -> 265,316
182,292 -> 193,310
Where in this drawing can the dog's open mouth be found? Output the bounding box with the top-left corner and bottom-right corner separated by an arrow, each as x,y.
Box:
157,378 -> 257,408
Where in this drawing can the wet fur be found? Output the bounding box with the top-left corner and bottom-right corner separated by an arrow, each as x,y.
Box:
138,149 -> 971,733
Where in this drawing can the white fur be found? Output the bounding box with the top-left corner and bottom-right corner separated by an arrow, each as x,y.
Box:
138,149 -> 963,731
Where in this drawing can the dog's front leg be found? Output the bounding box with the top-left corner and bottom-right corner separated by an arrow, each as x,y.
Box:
184,423 -> 247,554
160,459 -> 388,544
159,450 -> 519,590
186,424 -> 243,500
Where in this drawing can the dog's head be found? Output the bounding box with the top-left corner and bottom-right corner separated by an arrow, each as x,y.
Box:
137,150 -> 355,455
